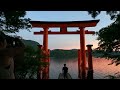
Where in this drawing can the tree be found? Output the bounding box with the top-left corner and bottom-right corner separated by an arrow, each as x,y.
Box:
0,11 -> 47,79
88,11 -> 120,65
88,11 -> 120,20
0,11 -> 31,33
15,45 -> 48,79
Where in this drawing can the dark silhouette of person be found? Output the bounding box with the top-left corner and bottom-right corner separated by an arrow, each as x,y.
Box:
62,64 -> 68,79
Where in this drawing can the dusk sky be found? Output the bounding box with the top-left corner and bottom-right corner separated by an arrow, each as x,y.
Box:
14,11 -> 114,50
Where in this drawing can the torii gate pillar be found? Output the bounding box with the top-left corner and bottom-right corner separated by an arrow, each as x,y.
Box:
43,27 -> 49,52
79,27 -> 86,79
42,27 -> 49,79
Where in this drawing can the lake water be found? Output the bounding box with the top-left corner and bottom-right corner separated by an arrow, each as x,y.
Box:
49,57 -> 120,79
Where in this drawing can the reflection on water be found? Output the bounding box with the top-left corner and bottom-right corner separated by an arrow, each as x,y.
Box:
49,57 -> 120,79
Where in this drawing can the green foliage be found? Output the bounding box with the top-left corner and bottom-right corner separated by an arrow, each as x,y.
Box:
88,11 -> 120,65
88,11 -> 120,20
0,11 -> 43,79
88,11 -> 101,18
97,21 -> 120,52
15,45 -> 47,79
0,11 -> 31,33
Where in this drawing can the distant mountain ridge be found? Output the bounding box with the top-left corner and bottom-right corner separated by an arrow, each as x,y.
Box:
21,39 -> 40,50
50,49 -> 78,58
50,49 -> 107,58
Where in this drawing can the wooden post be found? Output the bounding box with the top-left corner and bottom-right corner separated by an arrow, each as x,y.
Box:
42,27 -> 49,79
86,44 -> 93,79
43,27 -> 49,51
78,49 -> 81,79
80,27 -> 86,79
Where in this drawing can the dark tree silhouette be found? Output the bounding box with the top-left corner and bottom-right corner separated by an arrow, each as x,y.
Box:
0,11 -> 31,33
88,11 -> 120,65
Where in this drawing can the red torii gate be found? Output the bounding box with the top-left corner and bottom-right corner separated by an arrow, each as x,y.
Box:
30,20 -> 99,79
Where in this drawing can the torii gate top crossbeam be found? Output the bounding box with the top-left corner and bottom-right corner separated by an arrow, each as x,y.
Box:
30,20 -> 100,28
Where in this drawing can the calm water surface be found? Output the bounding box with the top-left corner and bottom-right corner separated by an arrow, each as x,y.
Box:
49,57 -> 120,79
